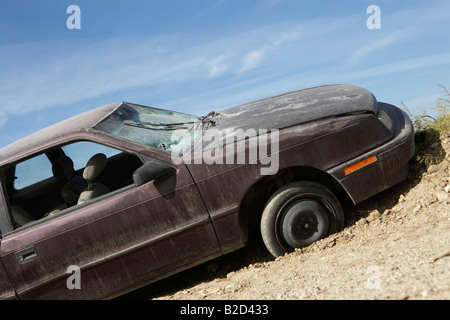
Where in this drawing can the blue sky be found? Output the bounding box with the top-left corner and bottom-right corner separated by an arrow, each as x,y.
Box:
1,0 -> 449,148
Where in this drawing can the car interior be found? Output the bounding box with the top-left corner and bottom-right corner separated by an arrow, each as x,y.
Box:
3,141 -> 144,229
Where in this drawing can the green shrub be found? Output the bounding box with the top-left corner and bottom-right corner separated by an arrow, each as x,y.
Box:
402,85 -> 449,171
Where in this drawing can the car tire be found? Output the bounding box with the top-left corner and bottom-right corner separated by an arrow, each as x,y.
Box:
260,181 -> 344,258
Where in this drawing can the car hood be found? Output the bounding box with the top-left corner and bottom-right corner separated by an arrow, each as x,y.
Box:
215,84 -> 377,131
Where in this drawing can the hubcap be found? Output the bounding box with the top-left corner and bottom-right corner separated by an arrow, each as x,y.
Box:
280,199 -> 329,248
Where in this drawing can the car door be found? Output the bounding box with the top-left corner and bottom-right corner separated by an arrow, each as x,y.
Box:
0,188 -> 18,299
0,143 -> 221,299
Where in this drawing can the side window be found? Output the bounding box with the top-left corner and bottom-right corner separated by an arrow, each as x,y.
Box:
62,141 -> 121,171
14,154 -> 53,190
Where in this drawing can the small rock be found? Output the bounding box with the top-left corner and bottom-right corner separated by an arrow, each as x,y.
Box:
430,142 -> 440,148
428,161 -> 448,174
412,205 -> 421,213
319,238 -> 336,249
427,166 -> 438,174
357,218 -> 368,226
327,238 -> 336,248
387,265 -> 399,271
224,285 -> 235,293
399,194 -> 406,203
445,185 -> 450,193
367,210 -> 381,222
436,192 -> 449,202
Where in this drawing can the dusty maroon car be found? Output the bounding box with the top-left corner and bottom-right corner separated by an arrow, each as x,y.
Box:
0,84 -> 414,299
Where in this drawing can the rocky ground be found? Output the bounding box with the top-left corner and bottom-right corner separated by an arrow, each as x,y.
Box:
121,130 -> 450,300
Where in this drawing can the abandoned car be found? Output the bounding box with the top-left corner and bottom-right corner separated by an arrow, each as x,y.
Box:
0,84 -> 415,299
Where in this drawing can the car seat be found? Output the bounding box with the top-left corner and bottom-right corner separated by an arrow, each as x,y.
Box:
52,156 -> 87,207
77,153 -> 110,204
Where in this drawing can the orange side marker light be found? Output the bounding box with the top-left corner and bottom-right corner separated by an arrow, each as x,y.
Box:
344,155 -> 377,175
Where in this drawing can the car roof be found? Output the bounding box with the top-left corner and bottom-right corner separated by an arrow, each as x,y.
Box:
0,103 -> 122,166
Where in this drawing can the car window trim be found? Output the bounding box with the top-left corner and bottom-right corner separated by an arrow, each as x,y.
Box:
0,173 -> 14,235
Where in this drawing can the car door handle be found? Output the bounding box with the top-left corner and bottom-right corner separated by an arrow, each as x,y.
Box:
15,245 -> 38,263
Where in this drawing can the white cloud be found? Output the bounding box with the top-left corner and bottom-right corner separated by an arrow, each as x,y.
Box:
344,54 -> 450,80
207,55 -> 230,78
238,28 -> 302,73
346,30 -> 406,66
402,93 -> 442,113
0,22 -> 305,118
240,49 -> 265,73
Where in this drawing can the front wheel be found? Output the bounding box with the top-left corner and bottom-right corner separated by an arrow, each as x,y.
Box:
260,181 -> 344,258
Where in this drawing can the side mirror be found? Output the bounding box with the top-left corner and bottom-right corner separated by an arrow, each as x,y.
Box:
133,160 -> 175,186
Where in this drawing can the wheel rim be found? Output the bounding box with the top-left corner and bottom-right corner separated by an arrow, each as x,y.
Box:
278,196 -> 330,249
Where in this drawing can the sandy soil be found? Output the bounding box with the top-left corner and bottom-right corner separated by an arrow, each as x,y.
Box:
121,130 -> 450,300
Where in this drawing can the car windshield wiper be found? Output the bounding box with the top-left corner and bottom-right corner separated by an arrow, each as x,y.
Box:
124,120 -> 195,130
199,111 -> 220,130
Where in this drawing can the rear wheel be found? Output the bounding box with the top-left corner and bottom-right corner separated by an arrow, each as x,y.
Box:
260,181 -> 344,258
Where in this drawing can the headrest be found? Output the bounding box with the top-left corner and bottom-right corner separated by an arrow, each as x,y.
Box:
83,153 -> 107,181
52,156 -> 75,181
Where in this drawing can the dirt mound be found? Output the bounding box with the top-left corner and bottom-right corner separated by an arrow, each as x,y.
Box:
122,131 -> 450,300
